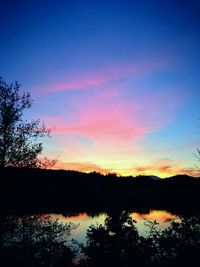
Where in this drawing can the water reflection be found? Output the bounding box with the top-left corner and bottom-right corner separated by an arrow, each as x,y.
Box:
2,211 -> 200,266
131,210 -> 178,236
50,210 -> 179,242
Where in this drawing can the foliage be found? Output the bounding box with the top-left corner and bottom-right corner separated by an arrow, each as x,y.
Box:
80,211 -> 155,267
156,215 -> 200,266
0,77 -> 52,168
1,212 -> 200,267
79,212 -> 200,267
0,215 -> 76,267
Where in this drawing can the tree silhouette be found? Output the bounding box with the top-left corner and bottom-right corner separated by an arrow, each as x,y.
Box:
1,213 -> 200,267
80,211 -> 155,267
155,215 -> 200,267
1,215 -> 77,267
0,77 -> 52,168
78,212 -> 200,267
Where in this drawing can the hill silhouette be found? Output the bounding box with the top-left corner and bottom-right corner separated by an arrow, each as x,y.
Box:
0,167 -> 200,215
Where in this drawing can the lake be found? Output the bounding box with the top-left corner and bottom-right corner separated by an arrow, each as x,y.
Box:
2,208 -> 200,266
49,209 -> 179,243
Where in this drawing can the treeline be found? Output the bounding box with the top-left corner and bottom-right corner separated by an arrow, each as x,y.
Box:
1,212 -> 200,267
1,167 -> 200,214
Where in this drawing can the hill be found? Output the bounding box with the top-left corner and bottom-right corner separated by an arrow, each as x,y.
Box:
0,167 -> 200,215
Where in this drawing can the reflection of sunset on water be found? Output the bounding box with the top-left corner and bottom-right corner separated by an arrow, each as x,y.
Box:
50,212 -> 107,243
131,210 -> 179,236
48,210 -> 179,242
131,210 -> 177,223
50,212 -> 89,222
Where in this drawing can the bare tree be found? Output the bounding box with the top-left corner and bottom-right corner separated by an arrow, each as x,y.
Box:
0,77 -> 52,168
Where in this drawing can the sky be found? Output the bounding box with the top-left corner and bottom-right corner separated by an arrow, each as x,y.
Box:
1,0 -> 200,177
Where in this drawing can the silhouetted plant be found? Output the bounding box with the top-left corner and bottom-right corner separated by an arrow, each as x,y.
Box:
157,215 -> 200,267
80,211 -> 155,267
78,212 -> 200,267
2,213 -> 200,267
0,215 -> 76,267
0,77 -> 54,168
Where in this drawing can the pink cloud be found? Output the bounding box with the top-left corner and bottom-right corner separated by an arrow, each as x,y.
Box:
42,85 -> 184,164
45,88 -> 183,141
39,71 -> 186,172
34,61 -> 167,93
63,108 -> 145,141
44,88 -> 148,143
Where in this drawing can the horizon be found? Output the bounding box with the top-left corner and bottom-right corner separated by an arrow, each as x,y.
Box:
3,166 -> 199,179
1,0 -> 200,178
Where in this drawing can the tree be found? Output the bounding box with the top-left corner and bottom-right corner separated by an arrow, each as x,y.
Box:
0,77 -> 52,168
157,215 -> 200,267
0,215 -> 77,267
80,211 -> 150,267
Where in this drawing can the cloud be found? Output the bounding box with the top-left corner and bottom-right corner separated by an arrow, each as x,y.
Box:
52,158 -> 199,178
37,59 -> 186,175
55,160 -> 113,174
34,61 -> 167,93
44,86 -> 182,147
132,158 -> 199,177
43,88 -> 145,141
42,89 -> 147,164
41,82 -> 185,169
62,104 -> 145,142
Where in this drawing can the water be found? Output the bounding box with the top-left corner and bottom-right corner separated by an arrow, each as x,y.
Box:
3,209 -> 198,266
49,210 -> 179,243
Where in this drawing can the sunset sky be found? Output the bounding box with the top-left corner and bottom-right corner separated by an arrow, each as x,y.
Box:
1,0 -> 200,177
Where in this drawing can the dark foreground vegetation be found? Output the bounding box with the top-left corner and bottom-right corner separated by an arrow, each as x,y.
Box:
1,212 -> 200,267
0,167 -> 200,214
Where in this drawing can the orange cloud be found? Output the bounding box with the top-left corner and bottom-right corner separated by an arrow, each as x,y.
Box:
132,158 -> 198,177
55,160 -> 113,175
